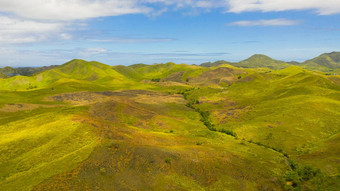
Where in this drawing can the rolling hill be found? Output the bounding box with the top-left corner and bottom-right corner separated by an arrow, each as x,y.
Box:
0,55 -> 339,191
299,52 -> 340,72
200,52 -> 340,73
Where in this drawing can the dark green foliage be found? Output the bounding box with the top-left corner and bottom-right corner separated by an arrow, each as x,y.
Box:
196,142 -> 203,145
220,128 -> 237,137
164,158 -> 171,164
282,161 -> 321,190
288,159 -> 299,170
27,84 -> 37,90
151,78 -> 161,82
298,165 -> 320,181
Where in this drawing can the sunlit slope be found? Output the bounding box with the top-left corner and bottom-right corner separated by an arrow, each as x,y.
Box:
0,73 -> 6,79
200,54 -> 291,70
235,54 -> 291,69
0,59 -> 129,91
188,66 -> 340,169
32,90 -> 289,191
127,62 -> 208,81
0,106 -> 98,191
300,52 -> 340,72
0,59 -> 339,190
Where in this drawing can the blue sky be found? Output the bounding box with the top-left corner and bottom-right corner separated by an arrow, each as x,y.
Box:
0,0 -> 340,67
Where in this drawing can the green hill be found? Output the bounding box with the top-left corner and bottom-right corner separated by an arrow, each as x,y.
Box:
0,57 -> 339,191
200,60 -> 235,67
0,65 -> 58,77
300,52 -> 340,72
234,54 -> 290,69
0,59 -> 130,91
200,55 -> 291,70
0,66 -> 18,77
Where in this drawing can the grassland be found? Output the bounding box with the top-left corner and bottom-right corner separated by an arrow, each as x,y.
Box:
0,58 -> 339,190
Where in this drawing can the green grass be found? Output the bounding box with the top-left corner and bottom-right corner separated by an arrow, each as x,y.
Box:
0,59 -> 339,190
0,107 -> 98,191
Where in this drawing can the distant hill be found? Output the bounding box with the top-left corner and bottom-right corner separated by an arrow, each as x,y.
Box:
201,60 -> 235,67
200,52 -> 340,72
299,52 -> 340,72
0,65 -> 58,77
0,66 -> 18,77
0,59 -> 128,91
235,54 -> 290,69
201,54 -> 290,69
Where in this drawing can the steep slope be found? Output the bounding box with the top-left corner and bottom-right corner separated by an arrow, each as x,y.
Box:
31,90 -> 288,191
200,60 -> 235,67
184,66 -> 340,189
0,65 -> 58,77
235,54 -> 290,69
300,52 -> 340,72
200,55 -> 291,70
112,65 -> 143,80
0,73 -> 7,79
129,62 -> 207,82
0,59 -> 129,91
0,66 -> 18,77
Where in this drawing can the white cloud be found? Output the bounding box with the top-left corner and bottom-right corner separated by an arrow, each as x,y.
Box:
0,0 -> 150,21
228,18 -> 300,26
0,15 -> 65,44
227,0 -> 340,15
78,48 -> 109,56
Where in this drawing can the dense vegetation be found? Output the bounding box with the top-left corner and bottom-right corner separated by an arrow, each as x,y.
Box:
0,54 -> 339,190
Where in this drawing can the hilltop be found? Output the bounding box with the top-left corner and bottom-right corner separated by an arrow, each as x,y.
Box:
299,52 -> 340,72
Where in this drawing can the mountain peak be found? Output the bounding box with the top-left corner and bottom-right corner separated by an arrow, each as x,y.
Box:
303,52 -> 340,69
246,54 -> 276,61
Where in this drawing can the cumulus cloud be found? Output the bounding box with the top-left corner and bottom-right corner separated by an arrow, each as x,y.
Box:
0,0 -> 339,44
228,18 -> 300,26
227,0 -> 340,15
0,0 -> 150,21
0,15 -> 65,44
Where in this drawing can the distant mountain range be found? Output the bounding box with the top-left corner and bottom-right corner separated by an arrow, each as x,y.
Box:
1,52 -> 339,79
201,52 -> 340,73
0,65 -> 58,78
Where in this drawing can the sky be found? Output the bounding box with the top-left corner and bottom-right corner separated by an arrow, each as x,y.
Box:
0,0 -> 340,67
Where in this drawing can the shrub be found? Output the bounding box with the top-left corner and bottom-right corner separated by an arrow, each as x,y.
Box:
298,165 -> 320,181
100,167 -> 106,174
220,128 -> 237,137
165,158 -> 171,164
151,78 -> 161,82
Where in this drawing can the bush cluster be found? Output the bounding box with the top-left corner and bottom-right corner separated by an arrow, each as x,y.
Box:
283,159 -> 321,190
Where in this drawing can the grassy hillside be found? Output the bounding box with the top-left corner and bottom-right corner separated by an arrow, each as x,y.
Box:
235,54 -> 291,69
0,58 -> 339,190
200,52 -> 340,73
299,52 -> 340,73
0,65 -> 58,77
200,54 -> 291,70
0,59 -> 135,91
